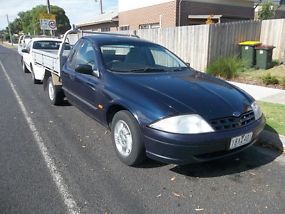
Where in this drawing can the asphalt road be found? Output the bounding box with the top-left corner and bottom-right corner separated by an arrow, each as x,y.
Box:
0,45 -> 285,214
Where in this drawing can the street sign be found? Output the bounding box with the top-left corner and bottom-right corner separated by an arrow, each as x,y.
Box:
39,13 -> 56,20
39,13 -> 57,31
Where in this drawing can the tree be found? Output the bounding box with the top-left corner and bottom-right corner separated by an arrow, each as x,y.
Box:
9,18 -> 23,34
258,0 -> 278,20
11,5 -> 71,35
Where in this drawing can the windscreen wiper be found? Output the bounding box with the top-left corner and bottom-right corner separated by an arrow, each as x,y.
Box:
130,67 -> 166,73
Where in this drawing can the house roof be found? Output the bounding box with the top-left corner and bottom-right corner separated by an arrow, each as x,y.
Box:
77,11 -> 118,27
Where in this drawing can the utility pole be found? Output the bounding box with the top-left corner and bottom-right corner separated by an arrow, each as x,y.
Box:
47,0 -> 52,36
6,14 -> 13,46
47,0 -> 51,14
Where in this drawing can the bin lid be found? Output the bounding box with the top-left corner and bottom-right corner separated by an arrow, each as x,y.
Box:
255,45 -> 275,50
239,41 -> 262,46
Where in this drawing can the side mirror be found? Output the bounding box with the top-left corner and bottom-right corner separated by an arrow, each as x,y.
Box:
185,62 -> 190,67
22,49 -> 29,53
75,64 -> 93,75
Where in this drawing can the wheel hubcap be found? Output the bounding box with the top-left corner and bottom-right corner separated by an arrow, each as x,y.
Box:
48,80 -> 55,101
114,120 -> 132,157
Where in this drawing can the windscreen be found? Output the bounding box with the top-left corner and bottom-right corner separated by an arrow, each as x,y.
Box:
33,41 -> 71,50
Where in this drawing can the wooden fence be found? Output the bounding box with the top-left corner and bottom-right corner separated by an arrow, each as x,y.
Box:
137,25 -> 210,71
207,21 -> 261,63
72,19 -> 285,71
260,19 -> 285,63
136,19 -> 285,71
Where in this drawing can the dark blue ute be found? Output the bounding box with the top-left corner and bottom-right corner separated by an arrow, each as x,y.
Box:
60,34 -> 265,166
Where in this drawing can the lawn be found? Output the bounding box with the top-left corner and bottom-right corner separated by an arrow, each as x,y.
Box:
258,101 -> 285,136
233,65 -> 285,89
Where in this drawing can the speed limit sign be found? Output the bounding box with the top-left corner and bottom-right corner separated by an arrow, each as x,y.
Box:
48,20 -> 57,30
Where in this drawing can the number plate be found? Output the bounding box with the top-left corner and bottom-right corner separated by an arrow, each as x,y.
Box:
229,132 -> 253,150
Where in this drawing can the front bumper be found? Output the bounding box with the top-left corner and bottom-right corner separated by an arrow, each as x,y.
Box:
143,116 -> 265,164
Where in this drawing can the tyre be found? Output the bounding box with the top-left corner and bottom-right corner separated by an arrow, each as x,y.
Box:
22,59 -> 29,73
30,65 -> 41,84
111,110 -> 146,166
47,76 -> 64,105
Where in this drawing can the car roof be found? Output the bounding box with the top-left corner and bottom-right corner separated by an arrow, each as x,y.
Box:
83,34 -> 158,46
31,37 -> 62,42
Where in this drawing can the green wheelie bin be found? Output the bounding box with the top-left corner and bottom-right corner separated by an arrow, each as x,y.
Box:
239,41 -> 262,67
255,45 -> 275,70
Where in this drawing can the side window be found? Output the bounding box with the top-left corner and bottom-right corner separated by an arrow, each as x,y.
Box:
73,40 -> 97,70
26,41 -> 32,52
68,40 -> 82,65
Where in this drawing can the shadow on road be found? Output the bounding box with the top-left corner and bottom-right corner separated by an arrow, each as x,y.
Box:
169,145 -> 281,178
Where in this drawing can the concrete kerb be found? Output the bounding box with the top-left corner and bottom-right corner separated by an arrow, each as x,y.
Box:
257,130 -> 285,153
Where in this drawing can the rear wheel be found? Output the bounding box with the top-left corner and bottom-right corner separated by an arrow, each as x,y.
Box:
47,76 -> 64,105
22,59 -> 29,73
111,110 -> 146,166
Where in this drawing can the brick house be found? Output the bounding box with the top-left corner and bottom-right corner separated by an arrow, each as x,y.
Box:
77,11 -> 119,32
119,0 -> 255,30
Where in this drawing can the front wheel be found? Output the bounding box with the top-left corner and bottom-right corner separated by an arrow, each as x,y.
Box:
111,110 -> 146,166
47,76 -> 64,105
30,65 -> 41,84
22,59 -> 29,73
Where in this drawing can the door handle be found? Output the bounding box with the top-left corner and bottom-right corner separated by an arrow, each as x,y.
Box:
87,83 -> 96,91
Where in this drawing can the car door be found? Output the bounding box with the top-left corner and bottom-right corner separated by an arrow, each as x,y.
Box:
62,39 -> 102,118
23,41 -> 32,71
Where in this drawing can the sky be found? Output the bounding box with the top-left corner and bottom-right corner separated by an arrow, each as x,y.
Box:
0,0 -> 118,30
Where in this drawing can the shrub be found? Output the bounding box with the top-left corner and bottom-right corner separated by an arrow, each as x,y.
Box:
261,73 -> 279,85
272,60 -> 280,67
206,56 -> 245,79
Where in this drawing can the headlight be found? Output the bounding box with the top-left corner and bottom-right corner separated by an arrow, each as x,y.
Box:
251,101 -> 262,120
149,114 -> 214,134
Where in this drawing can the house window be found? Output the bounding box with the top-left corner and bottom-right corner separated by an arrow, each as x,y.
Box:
101,27 -> 110,32
119,25 -> 130,31
139,23 -> 160,29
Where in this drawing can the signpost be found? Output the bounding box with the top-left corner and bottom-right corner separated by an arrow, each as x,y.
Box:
39,13 -> 57,31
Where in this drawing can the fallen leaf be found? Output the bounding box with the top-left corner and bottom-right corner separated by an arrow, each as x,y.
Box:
172,192 -> 181,197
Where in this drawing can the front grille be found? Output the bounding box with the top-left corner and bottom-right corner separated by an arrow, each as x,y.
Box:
210,111 -> 255,131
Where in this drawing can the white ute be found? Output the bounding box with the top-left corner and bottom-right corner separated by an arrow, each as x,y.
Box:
21,38 -> 68,83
